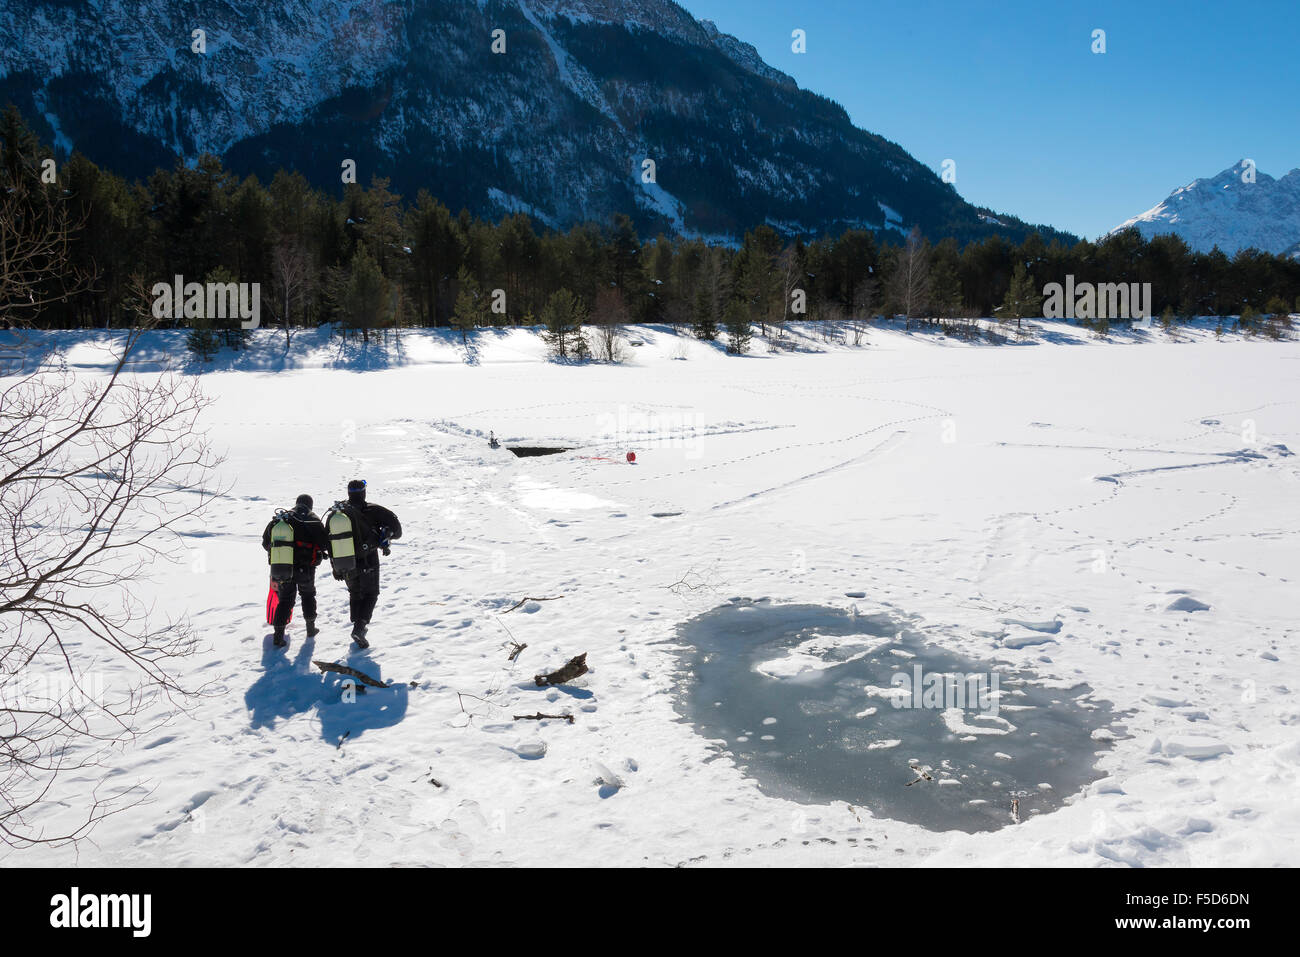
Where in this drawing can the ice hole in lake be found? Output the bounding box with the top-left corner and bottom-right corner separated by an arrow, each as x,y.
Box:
507,446 -> 573,458
674,601 -> 1121,832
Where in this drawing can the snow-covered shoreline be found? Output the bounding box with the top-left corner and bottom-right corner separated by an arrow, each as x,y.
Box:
1,316 -> 1294,375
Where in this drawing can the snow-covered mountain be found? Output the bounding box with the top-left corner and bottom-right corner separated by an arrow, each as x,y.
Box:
1110,161 -> 1300,255
0,0 -> 1070,242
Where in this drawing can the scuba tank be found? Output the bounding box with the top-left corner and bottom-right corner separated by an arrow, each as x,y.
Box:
324,501 -> 360,577
268,510 -> 296,582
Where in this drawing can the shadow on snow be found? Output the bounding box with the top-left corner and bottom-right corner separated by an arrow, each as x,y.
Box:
244,634 -> 409,744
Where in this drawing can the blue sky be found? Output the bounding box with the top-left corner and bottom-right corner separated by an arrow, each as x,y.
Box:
679,0 -> 1299,240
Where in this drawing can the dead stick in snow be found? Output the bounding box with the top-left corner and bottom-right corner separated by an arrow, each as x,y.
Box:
534,653 -> 588,687
507,641 -> 528,662
313,660 -> 390,689
513,712 -> 575,724
504,595 -> 565,614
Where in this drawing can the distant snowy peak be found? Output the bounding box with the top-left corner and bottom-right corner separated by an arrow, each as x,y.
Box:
1111,160 -> 1300,256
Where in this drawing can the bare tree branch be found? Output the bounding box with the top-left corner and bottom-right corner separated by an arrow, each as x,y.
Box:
502,595 -> 565,614
0,160 -> 95,327
0,283 -> 224,848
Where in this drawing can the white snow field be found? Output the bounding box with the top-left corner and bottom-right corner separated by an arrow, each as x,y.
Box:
4,320 -> 1299,867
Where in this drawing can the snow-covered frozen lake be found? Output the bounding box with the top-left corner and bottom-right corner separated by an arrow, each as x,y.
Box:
4,320 -> 1298,867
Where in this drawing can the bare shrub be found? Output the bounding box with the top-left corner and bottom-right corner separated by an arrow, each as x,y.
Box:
0,323 -> 223,847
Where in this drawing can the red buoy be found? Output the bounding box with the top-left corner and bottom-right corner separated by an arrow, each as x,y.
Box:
626,451 -> 637,464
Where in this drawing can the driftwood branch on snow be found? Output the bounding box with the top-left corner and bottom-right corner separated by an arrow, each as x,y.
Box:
313,660 -> 390,689
504,595 -> 565,614
534,653 -> 588,687
513,712 -> 575,724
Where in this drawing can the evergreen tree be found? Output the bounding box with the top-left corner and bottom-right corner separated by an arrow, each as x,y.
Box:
606,213 -> 642,295
541,288 -> 588,359
738,225 -> 782,337
496,212 -> 539,323
928,237 -> 964,321
693,286 -> 718,340
450,266 -> 486,342
723,299 -> 751,354
1263,297 -> 1291,339
825,229 -> 878,314
0,105 -> 39,186
406,190 -> 458,326
205,265 -> 251,350
1000,263 -> 1042,330
1238,304 -> 1260,336
341,242 -> 389,341
185,323 -> 221,362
